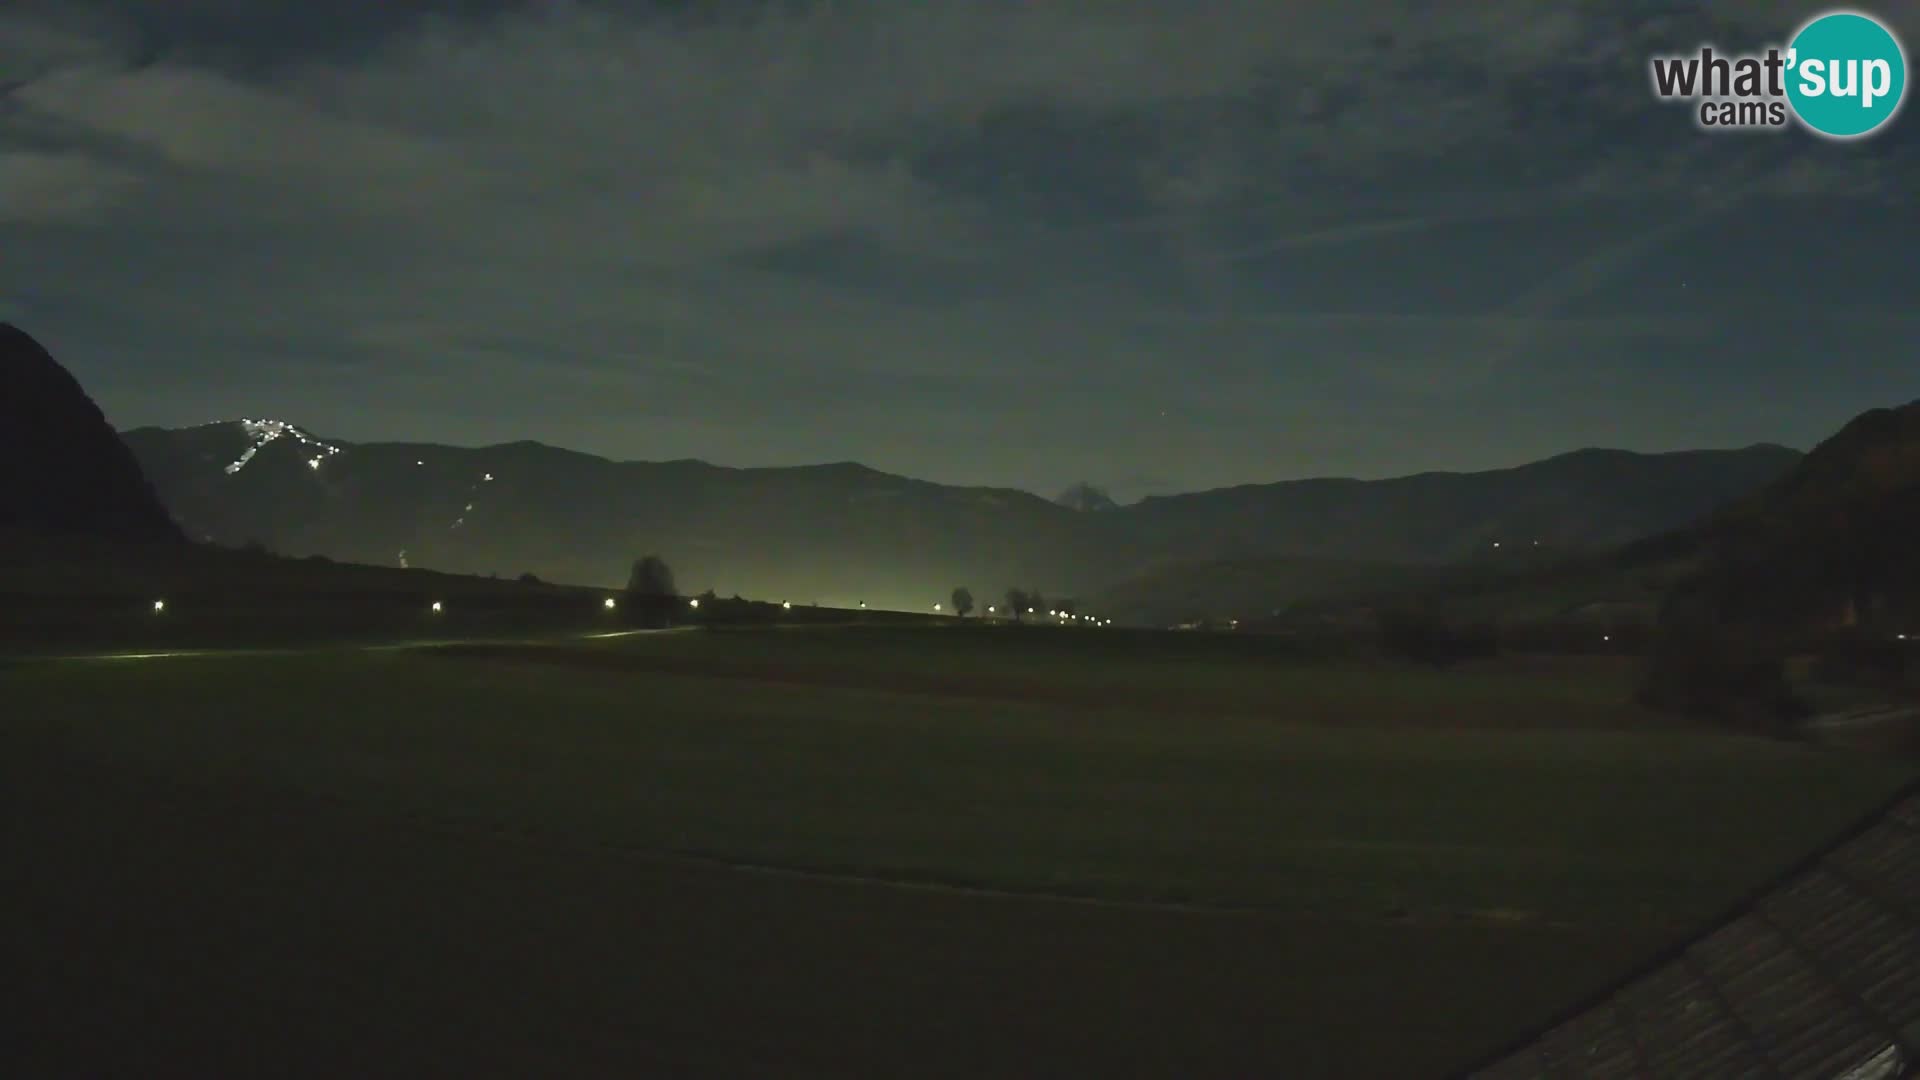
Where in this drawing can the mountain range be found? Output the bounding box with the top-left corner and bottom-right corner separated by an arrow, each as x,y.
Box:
119,417 -> 1801,615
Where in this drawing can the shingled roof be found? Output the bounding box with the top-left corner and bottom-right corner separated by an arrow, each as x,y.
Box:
1464,785 -> 1920,1080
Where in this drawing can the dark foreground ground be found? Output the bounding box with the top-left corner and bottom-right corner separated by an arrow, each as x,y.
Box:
6,627 -> 1914,1078
8,741 -> 1648,1079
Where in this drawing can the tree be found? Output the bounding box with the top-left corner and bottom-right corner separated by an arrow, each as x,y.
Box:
1005,588 -> 1030,622
951,586 -> 974,618
627,555 -> 676,597
518,571 -> 543,585
625,554 -> 677,627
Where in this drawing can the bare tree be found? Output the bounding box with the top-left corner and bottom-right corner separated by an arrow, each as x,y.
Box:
951,586 -> 974,618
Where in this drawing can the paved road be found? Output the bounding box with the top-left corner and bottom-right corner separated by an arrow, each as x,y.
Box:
17,626 -> 690,665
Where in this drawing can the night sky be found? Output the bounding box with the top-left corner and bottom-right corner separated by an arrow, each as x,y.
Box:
3,1 -> 1916,500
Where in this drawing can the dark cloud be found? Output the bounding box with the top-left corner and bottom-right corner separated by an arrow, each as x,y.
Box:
2,1 -> 1916,497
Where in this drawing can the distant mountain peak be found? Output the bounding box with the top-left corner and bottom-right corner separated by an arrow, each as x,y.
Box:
1056,481 -> 1118,512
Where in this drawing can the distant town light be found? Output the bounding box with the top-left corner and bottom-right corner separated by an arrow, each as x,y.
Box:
1603,635 -> 1611,642
859,601 -> 867,609
1492,541 -> 1502,548
933,603 -> 942,611
415,460 -> 424,466
987,605 -> 995,613
783,601 -> 793,610
1027,607 -> 1035,614
430,601 -> 443,613
308,457 -> 322,470
152,599 -> 166,614
689,598 -> 700,609
483,473 -> 495,482
604,597 -> 617,610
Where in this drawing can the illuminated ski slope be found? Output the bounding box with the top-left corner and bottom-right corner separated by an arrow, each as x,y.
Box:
223,419 -> 343,475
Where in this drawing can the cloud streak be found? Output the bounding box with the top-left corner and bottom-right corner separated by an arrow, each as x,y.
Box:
1,1 -> 1914,496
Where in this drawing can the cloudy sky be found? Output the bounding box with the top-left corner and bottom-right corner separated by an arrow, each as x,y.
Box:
3,1 -> 1916,499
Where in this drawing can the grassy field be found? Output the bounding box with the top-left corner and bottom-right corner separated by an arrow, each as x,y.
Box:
7,624 -> 1914,1077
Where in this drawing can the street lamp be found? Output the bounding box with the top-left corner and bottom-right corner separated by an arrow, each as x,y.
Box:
783,601 -> 792,610
430,601 -> 443,613
689,598 -> 700,609
152,599 -> 166,614
604,597 -> 617,610
934,603 -> 942,612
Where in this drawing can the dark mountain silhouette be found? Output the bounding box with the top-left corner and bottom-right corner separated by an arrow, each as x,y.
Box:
121,421 -> 1801,608
0,324 -> 180,543
1638,401 -> 1920,727
1121,446 -> 1802,563
1658,400 -> 1920,633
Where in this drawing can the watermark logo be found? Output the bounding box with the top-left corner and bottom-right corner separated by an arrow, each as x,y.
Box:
1649,9 -> 1907,139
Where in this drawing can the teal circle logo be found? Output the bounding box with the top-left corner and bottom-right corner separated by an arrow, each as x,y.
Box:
1785,11 -> 1907,139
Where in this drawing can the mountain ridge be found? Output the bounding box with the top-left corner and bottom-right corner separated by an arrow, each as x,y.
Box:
125,418 -> 1803,502
121,416 -> 1803,611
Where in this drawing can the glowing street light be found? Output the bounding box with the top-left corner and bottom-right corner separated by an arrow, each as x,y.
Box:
987,606 -> 995,614
1027,607 -> 1035,614
689,598 -> 700,609
430,601 -> 443,613
782,601 -> 792,610
603,597 -> 617,610
152,599 -> 166,614
934,603 -> 943,612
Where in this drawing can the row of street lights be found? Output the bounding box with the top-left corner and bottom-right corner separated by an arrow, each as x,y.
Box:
145,593 -> 1112,625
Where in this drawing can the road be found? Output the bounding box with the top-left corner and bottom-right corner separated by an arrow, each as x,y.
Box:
14,626 -> 689,665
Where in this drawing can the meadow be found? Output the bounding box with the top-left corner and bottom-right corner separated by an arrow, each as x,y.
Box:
7,623 -> 1914,1077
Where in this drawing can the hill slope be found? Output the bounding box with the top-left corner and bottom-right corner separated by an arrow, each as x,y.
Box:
1665,400 -> 1920,633
0,325 -> 181,543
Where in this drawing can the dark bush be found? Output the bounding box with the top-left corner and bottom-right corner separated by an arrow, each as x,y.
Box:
1376,608 -> 1499,665
1809,629 -> 1910,688
1638,625 -> 1806,737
